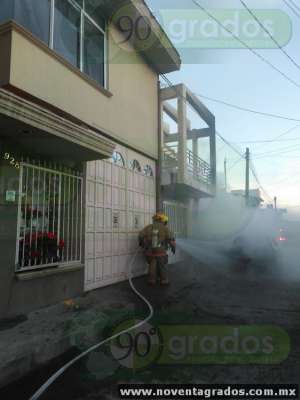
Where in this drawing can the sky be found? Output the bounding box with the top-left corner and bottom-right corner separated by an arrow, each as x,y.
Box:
146,0 -> 300,216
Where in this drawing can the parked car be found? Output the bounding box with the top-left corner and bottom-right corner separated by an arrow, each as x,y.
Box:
229,209 -> 286,267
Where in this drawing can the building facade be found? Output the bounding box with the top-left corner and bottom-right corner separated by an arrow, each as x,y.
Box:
0,0 -> 180,318
160,84 -> 217,238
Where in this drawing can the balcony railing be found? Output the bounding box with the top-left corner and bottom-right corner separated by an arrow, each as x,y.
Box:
163,146 -> 212,185
186,149 -> 212,184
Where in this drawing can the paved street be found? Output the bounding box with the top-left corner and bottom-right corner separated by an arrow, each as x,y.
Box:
2,234 -> 300,399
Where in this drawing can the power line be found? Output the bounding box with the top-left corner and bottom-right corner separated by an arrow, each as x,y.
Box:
195,94 -> 300,122
253,145 -> 300,159
251,124 -> 300,152
240,0 -> 300,73
161,75 -> 272,199
283,0 -> 300,19
289,0 -> 300,14
162,74 -> 300,123
250,161 -> 272,201
235,137 -> 300,144
228,155 -> 245,171
253,129 -> 300,155
254,146 -> 300,159
250,161 -> 271,200
216,130 -> 244,158
254,154 -> 300,160
160,74 -> 245,158
192,0 -> 300,89
267,124 -> 300,140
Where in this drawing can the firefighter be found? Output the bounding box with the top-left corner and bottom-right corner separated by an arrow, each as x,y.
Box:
139,213 -> 176,287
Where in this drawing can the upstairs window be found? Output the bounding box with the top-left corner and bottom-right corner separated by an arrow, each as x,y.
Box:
2,0 -> 107,88
54,0 -> 81,68
14,0 -> 51,44
83,16 -> 105,87
0,0 -> 15,24
53,0 -> 107,88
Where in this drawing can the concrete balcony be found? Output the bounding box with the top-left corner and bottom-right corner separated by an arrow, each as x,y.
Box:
160,84 -> 217,200
162,145 -> 215,198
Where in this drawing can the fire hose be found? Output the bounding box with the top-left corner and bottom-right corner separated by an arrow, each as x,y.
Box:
29,248 -> 154,400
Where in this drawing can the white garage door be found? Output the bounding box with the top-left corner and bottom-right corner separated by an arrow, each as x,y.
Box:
85,145 -> 156,291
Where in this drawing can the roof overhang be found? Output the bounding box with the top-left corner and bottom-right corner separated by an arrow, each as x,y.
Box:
0,89 -> 115,163
102,0 -> 181,74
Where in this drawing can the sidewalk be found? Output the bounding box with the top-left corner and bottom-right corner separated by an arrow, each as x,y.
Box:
0,256 -> 196,390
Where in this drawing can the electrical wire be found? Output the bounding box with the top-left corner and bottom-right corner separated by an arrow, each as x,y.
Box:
240,0 -> 300,73
289,0 -> 300,15
283,0 -> 300,19
160,76 -> 273,197
161,74 -> 300,157
228,155 -> 245,171
216,131 -> 244,157
234,137 -> 300,144
160,74 -> 244,159
251,124 -> 300,152
192,0 -> 300,89
194,94 -> 300,122
29,249 -> 154,400
253,145 -> 300,159
250,161 -> 272,201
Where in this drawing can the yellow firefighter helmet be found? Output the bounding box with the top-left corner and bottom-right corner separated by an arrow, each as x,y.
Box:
153,213 -> 169,223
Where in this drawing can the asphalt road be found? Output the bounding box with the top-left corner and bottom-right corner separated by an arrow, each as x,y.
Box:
3,236 -> 300,400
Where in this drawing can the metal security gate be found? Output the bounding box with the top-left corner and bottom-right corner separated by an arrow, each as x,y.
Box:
163,201 -> 188,238
85,146 -> 156,291
16,162 -> 83,271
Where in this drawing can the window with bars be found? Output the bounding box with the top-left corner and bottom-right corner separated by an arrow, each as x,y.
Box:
16,162 -> 83,271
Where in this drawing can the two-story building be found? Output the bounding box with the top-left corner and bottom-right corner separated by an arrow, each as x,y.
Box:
160,83 -> 217,239
0,0 -> 181,318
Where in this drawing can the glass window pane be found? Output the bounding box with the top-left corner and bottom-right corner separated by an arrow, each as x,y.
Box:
83,18 -> 105,87
54,0 -> 81,68
85,0 -> 105,30
0,0 -> 14,24
14,0 -> 51,44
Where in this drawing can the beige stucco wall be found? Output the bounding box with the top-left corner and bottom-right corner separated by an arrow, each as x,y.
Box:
8,25 -> 158,159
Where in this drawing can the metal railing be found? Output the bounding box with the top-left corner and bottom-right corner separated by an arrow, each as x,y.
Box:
163,201 -> 188,238
163,146 -> 212,185
163,145 -> 178,164
15,162 -> 83,271
186,149 -> 212,184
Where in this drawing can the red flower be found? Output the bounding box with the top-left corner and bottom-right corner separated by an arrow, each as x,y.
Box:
47,232 -> 56,240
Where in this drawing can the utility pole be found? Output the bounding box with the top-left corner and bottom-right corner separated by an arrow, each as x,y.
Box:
245,148 -> 250,206
224,157 -> 228,192
274,196 -> 277,210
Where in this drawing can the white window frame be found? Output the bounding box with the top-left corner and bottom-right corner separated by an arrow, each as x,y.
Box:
49,0 -> 107,89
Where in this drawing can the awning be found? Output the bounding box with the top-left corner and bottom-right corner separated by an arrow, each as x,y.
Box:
0,89 -> 115,163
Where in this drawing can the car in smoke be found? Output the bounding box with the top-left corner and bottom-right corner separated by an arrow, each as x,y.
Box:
229,209 -> 287,267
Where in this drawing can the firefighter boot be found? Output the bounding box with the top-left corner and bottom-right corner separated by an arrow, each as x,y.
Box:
160,265 -> 169,287
148,259 -> 157,286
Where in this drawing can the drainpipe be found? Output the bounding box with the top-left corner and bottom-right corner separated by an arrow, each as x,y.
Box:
156,79 -> 163,212
210,117 -> 217,194
178,84 -> 187,184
